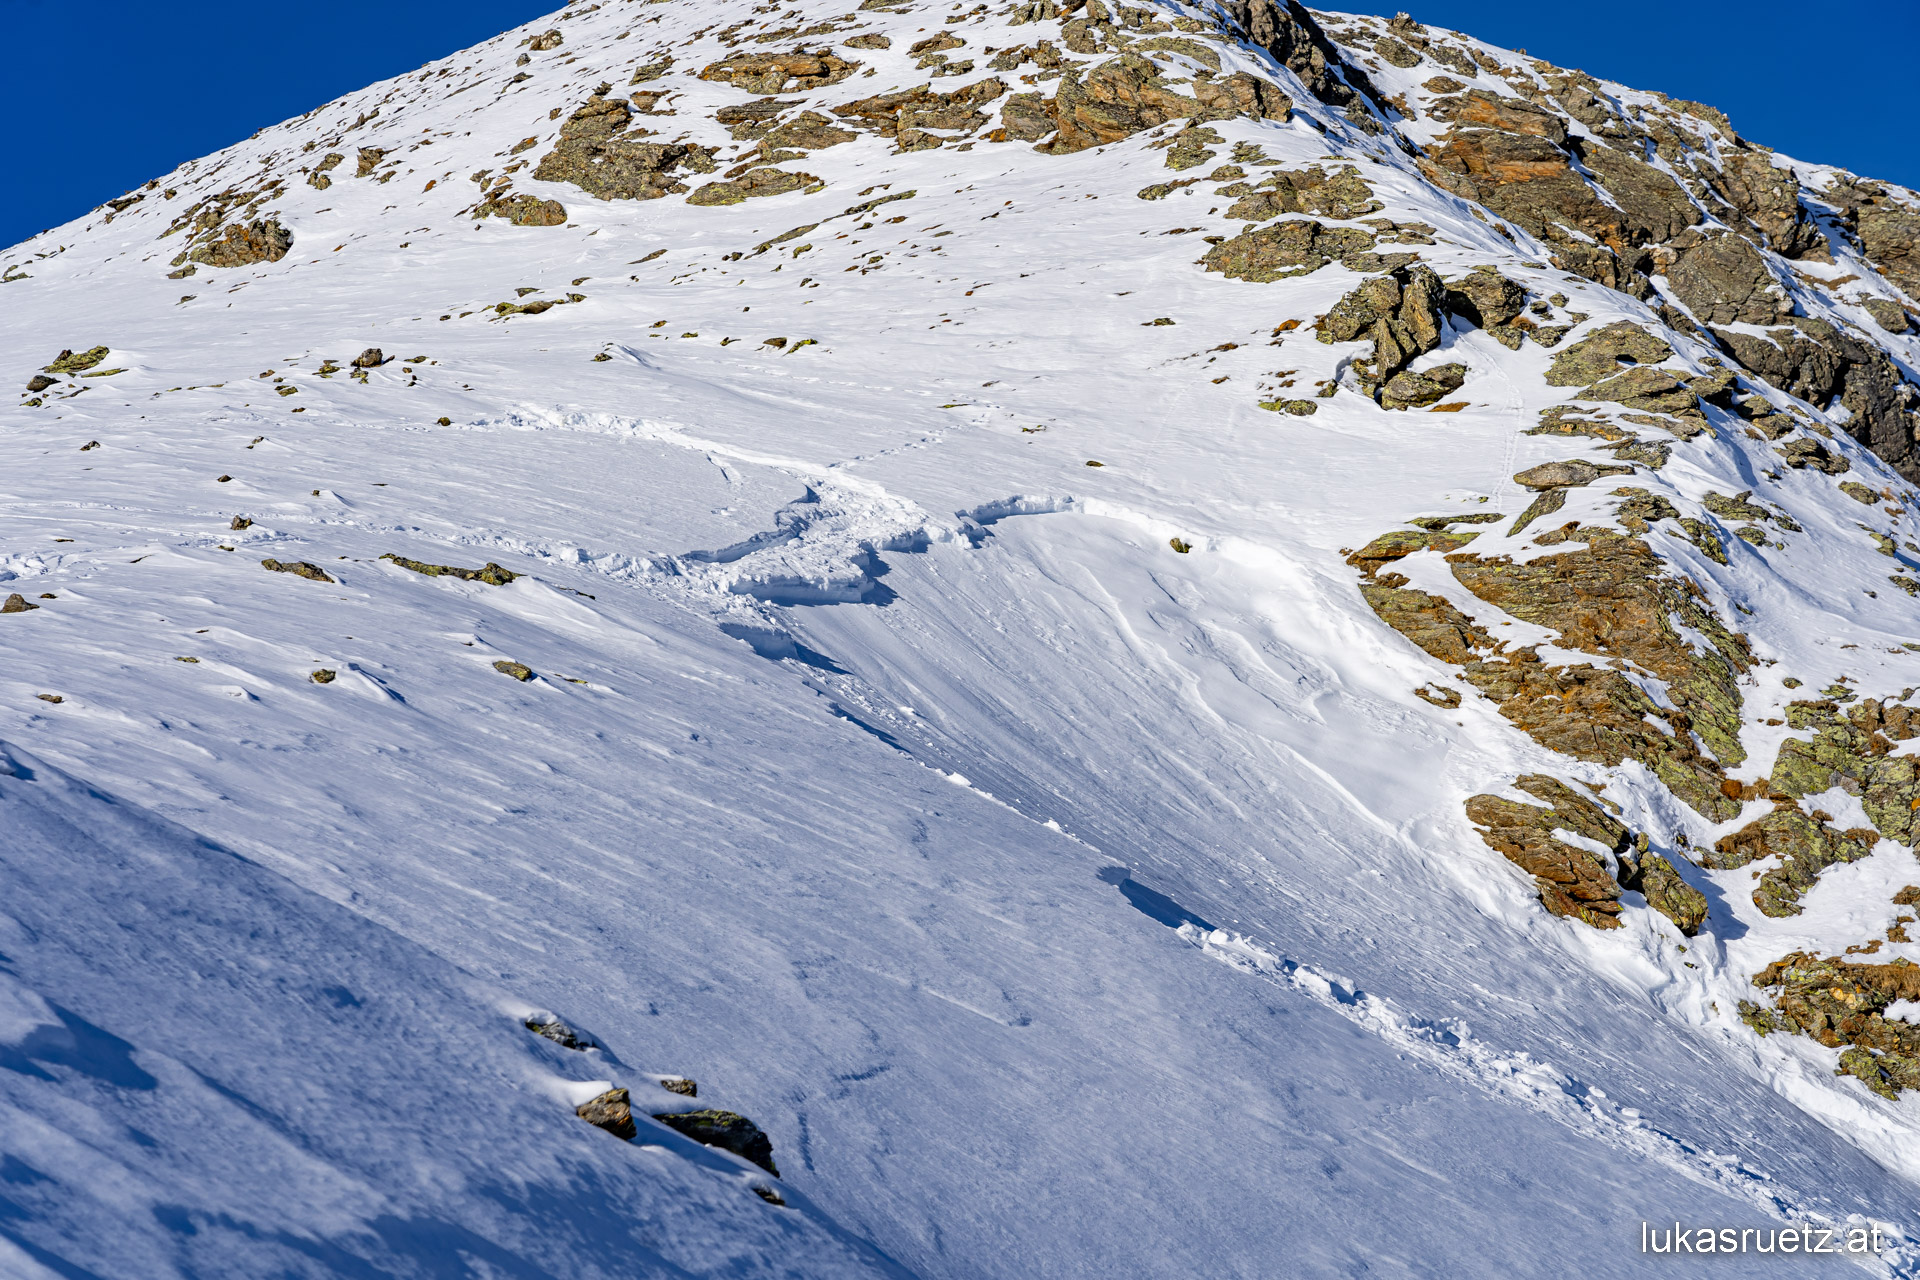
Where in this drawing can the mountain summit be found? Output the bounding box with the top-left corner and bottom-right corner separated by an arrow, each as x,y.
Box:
6,1 -> 1920,1276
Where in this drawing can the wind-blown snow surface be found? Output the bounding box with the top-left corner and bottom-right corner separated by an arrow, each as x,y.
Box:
6,0 -> 1920,1275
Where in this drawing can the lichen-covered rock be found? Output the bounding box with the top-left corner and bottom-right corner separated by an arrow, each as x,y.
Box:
1380,362 -> 1465,410
1447,529 -> 1752,816
1512,459 -> 1616,490
1191,71 -> 1292,123
1443,265 -> 1525,331
44,346 -> 111,374
760,110 -> 858,151
355,147 -> 387,177
1225,165 -> 1379,221
1576,365 -> 1700,416
1345,517 -> 1748,820
1464,775 -> 1631,929
494,660 -> 534,681
1617,842 -> 1708,936
1713,150 -> 1824,259
381,553 -> 518,585
1507,488 -> 1568,536
1775,436 -> 1850,475
533,95 -> 717,200
1203,220 -> 1375,282
1421,130 -> 1650,295
190,219 -> 293,268
1827,181 -> 1920,300
1578,146 -> 1700,244
1862,298 -> 1913,334
1666,234 -> 1786,326
478,193 -> 567,226
700,48 -> 858,95
1708,800 -> 1877,917
1040,54 -> 1201,153
1458,654 -> 1738,820
577,1087 -> 637,1140
1769,697 -> 1920,844
1543,321 -> 1671,387
1314,264 -> 1446,395
650,1109 -> 779,1176
308,152 -> 343,191
1224,0 -> 1372,112
688,167 -> 825,205
261,558 -> 335,583
999,92 -> 1056,142
1426,89 -> 1566,143
525,1015 -> 598,1050
1750,952 -> 1920,1098
839,78 -> 1007,140
1343,527 -> 1481,577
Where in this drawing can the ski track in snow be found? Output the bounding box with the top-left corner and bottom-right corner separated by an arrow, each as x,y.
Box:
1179,923 -> 1914,1276
8,0 -> 1920,1272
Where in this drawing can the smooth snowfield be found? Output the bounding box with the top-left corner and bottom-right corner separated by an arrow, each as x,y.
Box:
7,0 -> 1920,1274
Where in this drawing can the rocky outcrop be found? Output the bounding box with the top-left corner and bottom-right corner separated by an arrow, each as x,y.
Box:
43,346 -> 110,374
1314,264 -> 1452,402
261,558 -> 335,583
699,49 -> 859,95
1713,150 -> 1825,259
190,219 -> 293,268
533,95 -> 717,200
837,78 -> 1006,148
1421,126 -> 1666,296
1202,220 -> 1377,282
1863,298 -> 1913,334
1465,776 -> 1631,929
688,167 -> 825,205
1826,180 -> 1920,299
1380,362 -> 1465,410
1617,842 -> 1709,937
1464,774 -> 1705,933
477,193 -> 567,226
381,554 -> 519,585
307,152 -> 343,191
1449,530 -> 1752,776
1032,55 -> 1229,153
576,1087 -> 638,1139
1352,517 -> 1751,821
652,1110 -> 780,1176
1543,322 -> 1672,387
1223,165 -> 1379,222
1666,234 -> 1787,325
1770,697 -> 1920,844
1747,953 -> 1920,1099
1713,319 -> 1920,480
1223,0 -> 1374,116
1708,800 -> 1877,917
1443,266 -> 1527,344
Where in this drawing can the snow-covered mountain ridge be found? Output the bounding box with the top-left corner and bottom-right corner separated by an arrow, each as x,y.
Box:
6,0 -> 1920,1275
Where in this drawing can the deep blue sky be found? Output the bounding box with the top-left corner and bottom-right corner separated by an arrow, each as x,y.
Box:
1,0 -> 1912,251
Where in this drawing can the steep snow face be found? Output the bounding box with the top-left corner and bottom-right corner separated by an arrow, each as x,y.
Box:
6,0 -> 1920,1276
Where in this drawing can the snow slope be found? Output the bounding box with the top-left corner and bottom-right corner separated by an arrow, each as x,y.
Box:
6,0 -> 1920,1274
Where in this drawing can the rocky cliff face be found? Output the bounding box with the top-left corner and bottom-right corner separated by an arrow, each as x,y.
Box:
8,0 -> 1920,1274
